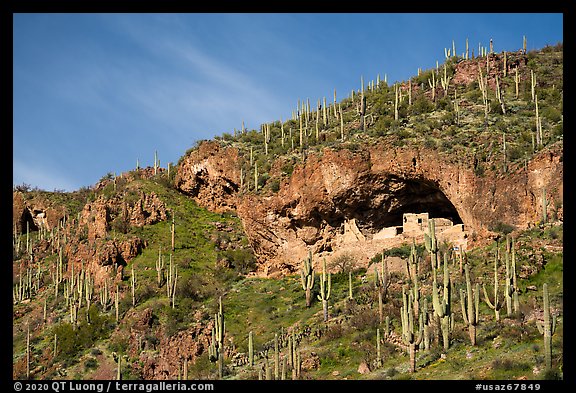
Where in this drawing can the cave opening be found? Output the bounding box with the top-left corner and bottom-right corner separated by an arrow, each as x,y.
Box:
342,177 -> 463,235
19,208 -> 39,234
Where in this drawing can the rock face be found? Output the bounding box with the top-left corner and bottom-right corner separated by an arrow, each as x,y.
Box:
63,237 -> 146,288
13,189 -> 165,288
174,141 -> 241,212
176,140 -> 563,276
80,192 -> 168,241
12,191 -> 67,234
134,311 -> 213,379
128,192 -> 169,227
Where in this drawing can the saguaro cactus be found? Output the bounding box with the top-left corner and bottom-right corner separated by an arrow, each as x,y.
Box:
510,238 -> 520,313
483,248 -> 504,321
406,240 -> 419,284
536,283 -> 557,369
85,274 -> 94,322
317,258 -> 331,322
523,35 -> 527,54
116,354 -> 122,380
504,235 -> 519,316
348,271 -> 354,301
166,255 -> 178,308
300,251 -> 315,308
432,251 -> 452,351
248,331 -> 254,367
495,75 -> 506,115
514,67 -> 520,98
440,65 -> 451,97
424,219 -> 440,271
428,72 -> 437,101
115,285 -> 120,323
376,328 -> 382,368
156,248 -> 165,288
208,296 -> 225,378
460,263 -> 480,346
421,298 -> 431,351
171,215 -> 175,252
154,150 -> 159,176
375,253 -> 391,323
274,333 -> 280,380
394,84 -> 400,120
131,267 -> 136,307
401,285 -> 424,373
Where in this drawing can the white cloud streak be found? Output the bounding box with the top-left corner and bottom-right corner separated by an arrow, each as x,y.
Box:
13,159 -> 78,192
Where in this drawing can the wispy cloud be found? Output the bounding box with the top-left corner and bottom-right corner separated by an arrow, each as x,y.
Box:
104,14 -> 289,132
13,159 -> 78,192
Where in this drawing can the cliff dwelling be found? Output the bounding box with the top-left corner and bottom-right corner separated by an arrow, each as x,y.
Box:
333,211 -> 467,268
343,212 -> 466,247
319,177 -> 469,267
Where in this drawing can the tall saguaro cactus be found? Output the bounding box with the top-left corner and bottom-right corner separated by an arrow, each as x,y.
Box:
483,247 -> 504,321
116,353 -> 122,380
510,238 -> 520,313
300,251 -> 315,308
359,76 -> 366,131
432,250 -> 452,351
536,283 -> 557,370
166,255 -> 178,308
156,248 -> 165,288
317,258 -> 331,322
424,218 -> 440,271
171,214 -> 176,252
274,333 -> 280,380
375,252 -> 391,323
376,328 -> 382,368
460,263 -> 480,346
248,331 -> 254,367
348,271 -> 354,301
401,285 -> 424,373
209,296 -> 225,378
504,235 -> 519,316
131,267 -> 136,307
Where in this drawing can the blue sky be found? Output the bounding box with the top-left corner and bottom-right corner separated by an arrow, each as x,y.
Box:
13,13 -> 563,192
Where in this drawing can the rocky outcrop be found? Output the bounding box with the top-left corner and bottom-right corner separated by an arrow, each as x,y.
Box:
14,189 -> 163,288
80,192 -> 168,241
12,191 -> 67,234
135,310 -> 212,379
174,141 -> 241,212
80,196 -> 111,241
63,236 -> 146,287
128,191 -> 168,227
176,140 -> 563,276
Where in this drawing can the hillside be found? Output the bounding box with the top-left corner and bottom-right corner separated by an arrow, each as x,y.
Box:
12,41 -> 563,381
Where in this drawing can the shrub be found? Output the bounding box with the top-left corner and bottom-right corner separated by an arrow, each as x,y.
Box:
541,106 -> 562,123
52,306 -> 114,361
349,307 -> 379,331
268,178 -> 280,193
410,96 -> 434,115
435,96 -> 452,111
373,115 -> 394,132
489,221 -> 516,235
84,357 -> 98,371
328,252 -> 357,274
219,248 -> 257,275
13,183 -> 32,193
424,137 -> 437,149
110,216 -> 130,234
